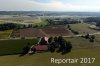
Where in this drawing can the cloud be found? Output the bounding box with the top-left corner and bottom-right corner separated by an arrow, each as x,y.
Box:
0,0 -> 100,12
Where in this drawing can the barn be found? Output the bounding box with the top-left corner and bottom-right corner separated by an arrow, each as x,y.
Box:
29,37 -> 49,54
34,45 -> 48,53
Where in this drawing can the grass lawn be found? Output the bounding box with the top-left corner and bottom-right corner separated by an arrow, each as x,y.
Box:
0,39 -> 38,56
0,47 -> 99,66
0,30 -> 13,39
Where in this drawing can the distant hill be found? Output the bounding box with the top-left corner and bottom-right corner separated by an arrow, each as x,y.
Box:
0,11 -> 100,16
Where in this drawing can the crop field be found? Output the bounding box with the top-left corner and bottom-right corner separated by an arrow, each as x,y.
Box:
42,27 -> 73,36
0,16 -> 42,24
12,28 -> 46,38
0,20 -> 5,23
32,22 -> 48,27
19,28 -> 46,37
0,39 -> 38,56
12,27 -> 73,38
69,23 -> 98,34
0,30 -> 12,39
11,30 -> 20,37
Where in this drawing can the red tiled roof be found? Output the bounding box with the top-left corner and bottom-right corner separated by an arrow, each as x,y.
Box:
34,45 -> 48,51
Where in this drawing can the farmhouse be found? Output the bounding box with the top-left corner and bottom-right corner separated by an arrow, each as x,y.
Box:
34,45 -> 48,53
29,37 -> 49,54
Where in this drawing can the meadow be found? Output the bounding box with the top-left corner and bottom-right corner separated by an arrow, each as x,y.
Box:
69,23 -> 98,34
0,30 -> 12,39
0,47 -> 99,66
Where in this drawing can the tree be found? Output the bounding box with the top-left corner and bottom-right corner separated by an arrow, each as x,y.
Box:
89,35 -> 95,42
62,41 -> 72,55
89,38 -> 94,42
57,36 -> 63,45
48,37 -> 53,44
85,34 -> 90,39
56,36 -> 65,53
91,35 -> 95,40
54,37 -> 58,42
49,42 -> 55,53
54,37 -> 59,48
39,37 -> 48,45
20,43 -> 30,56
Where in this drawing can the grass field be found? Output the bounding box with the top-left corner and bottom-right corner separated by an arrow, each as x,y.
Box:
0,34 -> 99,66
64,37 -> 100,49
0,30 -> 13,39
0,20 -> 4,23
32,22 -> 48,27
69,23 -> 90,30
0,39 -> 38,56
68,23 -> 98,34
0,16 -> 42,23
95,34 -> 100,42
0,47 -> 99,66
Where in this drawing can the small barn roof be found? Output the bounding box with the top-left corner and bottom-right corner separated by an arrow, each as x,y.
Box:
34,45 -> 48,51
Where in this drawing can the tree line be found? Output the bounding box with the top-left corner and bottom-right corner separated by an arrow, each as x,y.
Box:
0,23 -> 18,31
48,36 -> 72,55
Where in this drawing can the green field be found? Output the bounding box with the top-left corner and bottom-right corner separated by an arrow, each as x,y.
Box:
32,22 -> 48,27
68,23 -> 97,34
0,36 -> 100,56
0,30 -> 13,39
0,47 -> 99,66
0,39 -> 38,56
0,20 -> 4,23
69,23 -> 90,30
64,37 -> 100,49
0,37 -> 99,66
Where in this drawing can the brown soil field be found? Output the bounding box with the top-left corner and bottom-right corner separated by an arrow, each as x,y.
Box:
11,27 -> 73,38
42,27 -> 73,37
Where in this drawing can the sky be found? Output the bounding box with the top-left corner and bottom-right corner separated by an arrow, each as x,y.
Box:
0,0 -> 100,12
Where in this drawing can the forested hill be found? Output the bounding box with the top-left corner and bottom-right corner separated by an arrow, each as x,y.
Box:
0,11 -> 100,16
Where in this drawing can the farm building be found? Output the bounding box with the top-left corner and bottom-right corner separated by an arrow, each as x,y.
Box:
33,45 -> 48,53
29,37 -> 49,54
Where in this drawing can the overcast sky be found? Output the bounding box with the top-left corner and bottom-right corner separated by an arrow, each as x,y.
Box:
0,0 -> 100,12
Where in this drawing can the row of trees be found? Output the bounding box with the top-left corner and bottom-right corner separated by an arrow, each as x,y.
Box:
67,25 -> 79,35
81,34 -> 95,42
67,25 -> 95,43
84,17 -> 100,28
0,22 -> 48,31
46,18 -> 81,25
48,36 -> 72,55
0,23 -> 17,31
15,24 -> 48,30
